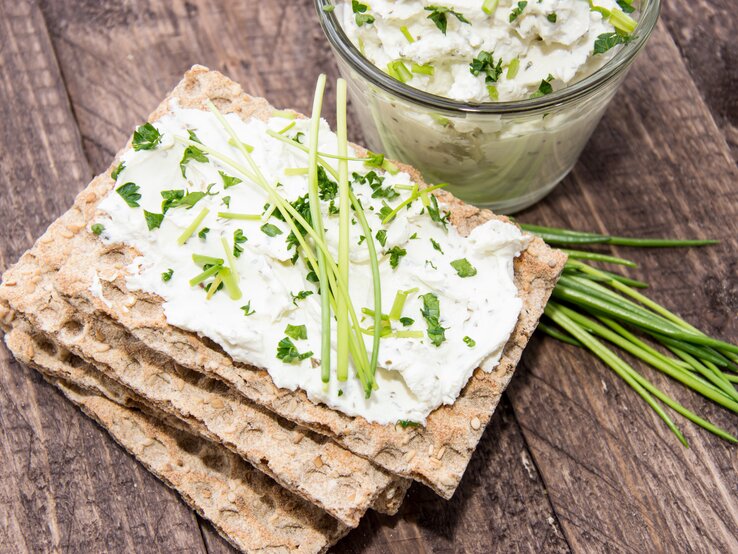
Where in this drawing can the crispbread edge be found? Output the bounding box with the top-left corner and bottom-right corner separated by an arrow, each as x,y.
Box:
0,65 -> 566,498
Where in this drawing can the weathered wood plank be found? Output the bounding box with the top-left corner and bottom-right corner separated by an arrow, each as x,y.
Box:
661,0 -> 738,163
35,0 -> 567,551
0,1 -> 207,552
513,19 -> 738,553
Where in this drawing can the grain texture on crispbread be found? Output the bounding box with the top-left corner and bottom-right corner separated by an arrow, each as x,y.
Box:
0,65 -> 566,498
4,325 -> 349,554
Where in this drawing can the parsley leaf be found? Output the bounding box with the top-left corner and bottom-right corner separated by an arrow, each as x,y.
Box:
353,171 -> 399,200
427,194 -> 449,229
222,195 -> 231,208
616,0 -> 635,13
352,0 -> 375,26
161,268 -> 174,282
233,229 -> 247,258
398,420 -> 420,428
219,170 -> 242,189
284,324 -> 308,340
91,223 -> 105,236
547,12 -> 557,22
530,74 -> 554,98
463,336 -> 476,347
470,51 -> 503,84
198,227 -> 210,239
400,316 -> 414,327
424,5 -> 470,34
509,1 -> 527,22
161,185 -> 216,213
450,258 -> 477,277
430,237 -> 444,254
291,290 -> 314,306
317,166 -> 338,200
132,123 -> 162,151
179,131 -> 209,177
593,32 -> 632,55
116,182 -> 141,207
261,223 -> 283,237
375,229 -> 387,247
240,301 -> 255,316
420,292 -> 446,347
276,337 -> 313,363
111,162 -> 125,181
144,210 -> 164,231
388,246 -> 407,269
378,203 -> 393,221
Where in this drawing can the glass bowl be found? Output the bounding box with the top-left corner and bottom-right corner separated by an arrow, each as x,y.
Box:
315,0 -> 661,213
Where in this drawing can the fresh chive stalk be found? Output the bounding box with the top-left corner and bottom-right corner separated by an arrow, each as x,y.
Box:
531,224 -> 737,444
217,212 -> 261,220
284,167 -> 309,176
389,288 -> 419,320
177,207 -> 209,245
506,57 -> 520,79
192,254 -> 224,266
411,63 -> 435,76
400,25 -> 415,43
189,264 -> 222,287
336,78 -> 351,383
482,0 -> 499,15
609,8 -> 637,34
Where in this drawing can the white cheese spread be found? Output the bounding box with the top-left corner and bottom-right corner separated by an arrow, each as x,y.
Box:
337,0 -> 623,102
94,105 -> 528,424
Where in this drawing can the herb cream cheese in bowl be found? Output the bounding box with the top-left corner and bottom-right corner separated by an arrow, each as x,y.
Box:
316,0 -> 660,213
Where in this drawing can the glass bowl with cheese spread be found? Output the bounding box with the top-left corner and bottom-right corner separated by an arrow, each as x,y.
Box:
315,0 -> 660,213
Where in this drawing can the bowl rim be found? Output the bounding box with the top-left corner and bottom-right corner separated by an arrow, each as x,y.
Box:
314,0 -> 662,114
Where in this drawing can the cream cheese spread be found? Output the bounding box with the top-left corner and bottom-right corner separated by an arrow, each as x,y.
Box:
94,105 -> 528,424
338,0 -> 623,102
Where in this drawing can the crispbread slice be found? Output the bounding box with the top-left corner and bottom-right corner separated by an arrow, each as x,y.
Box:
1,275 -> 407,526
4,325 -> 349,554
0,66 -> 566,497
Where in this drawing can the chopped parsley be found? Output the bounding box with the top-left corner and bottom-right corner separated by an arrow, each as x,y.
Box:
144,210 -> 164,231
530,74 -> 554,99
400,317 -> 414,327
219,170 -> 242,189
409,232 -> 418,240
450,258 -> 477,277
233,229 -> 247,258
179,130 -> 208,177
430,237 -> 444,254
132,123 -> 162,151
427,194 -> 449,229
261,223 -> 283,237
424,5 -> 470,34
593,32 -> 632,55
463,336 -> 476,348
353,171 -> 399,200
328,200 -> 339,215
375,229 -> 387,247
470,51 -> 503,84
388,246 -> 407,269
291,290 -> 314,305
276,337 -> 313,363
616,0 -> 635,13
161,268 -> 174,282
110,162 -> 125,181
198,227 -> 210,239
317,166 -> 338,200
397,420 -> 420,428
91,223 -> 105,236
358,235 -> 366,245
547,12 -> 557,22
116,182 -> 141,207
240,301 -> 255,316
426,259 -> 438,270
352,0 -> 374,26
284,324 -> 308,340
420,292 -> 446,347
378,203 -> 393,221
222,195 -> 231,208
509,1 -> 527,22
161,185 -> 216,213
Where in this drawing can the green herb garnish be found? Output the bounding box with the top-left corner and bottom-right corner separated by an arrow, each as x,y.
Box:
427,194 -> 449,229
317,166 -> 338,200
547,12 -> 557,22
616,0 -> 635,13
420,293 -> 446,347
111,162 -> 125,181
219,170 -> 242,189
352,0 -> 374,26
179,131 -> 209,177
161,268 -> 173,282
388,246 -> 407,269
222,196 -> 231,208
375,229 -> 387,247
509,1 -> 527,22
285,324 -> 308,340
291,290 -> 314,305
463,336 -> 476,348
233,229 -> 247,258
593,32 -> 632,55
177,207 -> 209,246
198,227 -> 210,239
450,258 -> 477,277
425,5 -> 470,34
276,337 -> 313,363
400,317 -> 414,327
240,302 -> 255,316
482,0 -> 499,15
132,123 -> 161,151
91,223 -> 105,236
397,420 -> 420,428
260,223 -> 283,237
470,51 -> 503,84
116,182 -> 141,207
161,184 -> 216,213
530,74 -> 554,99
430,238 -> 444,254
144,210 -> 164,231
353,171 -> 399,200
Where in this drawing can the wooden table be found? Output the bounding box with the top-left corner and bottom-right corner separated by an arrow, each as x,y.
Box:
1,1 -> 736,552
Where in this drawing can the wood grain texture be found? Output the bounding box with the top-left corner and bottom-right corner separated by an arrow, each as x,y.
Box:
0,0 -> 735,552
0,1 -> 207,552
513,19 -> 738,554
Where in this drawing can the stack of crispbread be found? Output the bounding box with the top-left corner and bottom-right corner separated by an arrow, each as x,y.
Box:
0,66 -> 566,553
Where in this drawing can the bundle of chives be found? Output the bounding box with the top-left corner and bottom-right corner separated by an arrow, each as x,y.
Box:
528,223 -> 737,445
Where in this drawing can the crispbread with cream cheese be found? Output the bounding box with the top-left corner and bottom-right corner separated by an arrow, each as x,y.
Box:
4,324 -> 349,554
0,66 -> 566,498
